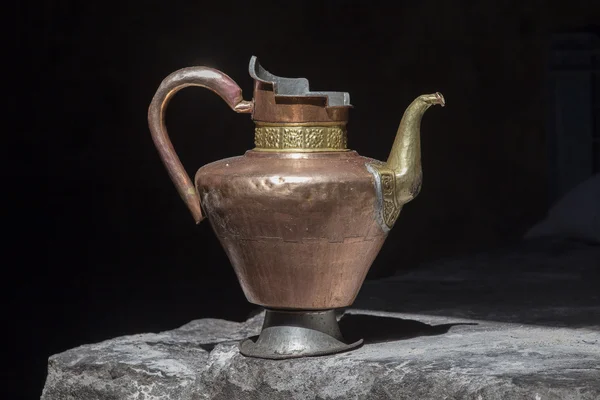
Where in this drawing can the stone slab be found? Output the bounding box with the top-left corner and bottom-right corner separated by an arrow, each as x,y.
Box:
41,239 -> 600,399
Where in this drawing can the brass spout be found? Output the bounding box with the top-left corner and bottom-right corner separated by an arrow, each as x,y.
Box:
387,92 -> 445,202
368,92 -> 444,231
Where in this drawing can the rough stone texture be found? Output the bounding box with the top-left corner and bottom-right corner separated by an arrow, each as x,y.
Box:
41,317 -> 263,400
42,238 -> 600,399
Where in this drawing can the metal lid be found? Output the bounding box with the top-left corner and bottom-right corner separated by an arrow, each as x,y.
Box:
249,56 -> 352,124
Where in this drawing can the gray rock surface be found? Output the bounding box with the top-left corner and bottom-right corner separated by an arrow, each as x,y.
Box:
42,239 -> 600,399
41,316 -> 263,400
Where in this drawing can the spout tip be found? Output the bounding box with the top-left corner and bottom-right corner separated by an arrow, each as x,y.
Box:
434,92 -> 445,107
419,92 -> 445,107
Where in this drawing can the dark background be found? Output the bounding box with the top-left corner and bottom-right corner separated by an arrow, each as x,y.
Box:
11,1 -> 600,399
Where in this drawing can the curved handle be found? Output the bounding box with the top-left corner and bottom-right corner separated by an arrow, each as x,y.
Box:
148,67 -> 253,223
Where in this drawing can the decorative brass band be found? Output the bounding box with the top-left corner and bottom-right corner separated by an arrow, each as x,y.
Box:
254,123 -> 348,152
368,162 -> 403,230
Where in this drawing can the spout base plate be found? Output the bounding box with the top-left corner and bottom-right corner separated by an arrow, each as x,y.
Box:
239,309 -> 363,360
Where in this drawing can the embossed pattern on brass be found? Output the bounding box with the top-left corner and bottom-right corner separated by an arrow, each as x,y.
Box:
368,163 -> 402,229
254,124 -> 348,151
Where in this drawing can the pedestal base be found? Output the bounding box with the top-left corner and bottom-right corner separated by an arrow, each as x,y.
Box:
239,309 -> 363,359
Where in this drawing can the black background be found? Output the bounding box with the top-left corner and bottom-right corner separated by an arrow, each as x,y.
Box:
11,1 -> 600,399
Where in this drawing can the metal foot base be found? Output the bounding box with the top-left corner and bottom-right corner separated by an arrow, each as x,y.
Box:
239,309 -> 363,360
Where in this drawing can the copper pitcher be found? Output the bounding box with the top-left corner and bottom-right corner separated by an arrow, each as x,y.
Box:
148,56 -> 444,359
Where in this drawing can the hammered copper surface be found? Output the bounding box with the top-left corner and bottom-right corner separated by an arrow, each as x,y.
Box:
195,150 -> 386,309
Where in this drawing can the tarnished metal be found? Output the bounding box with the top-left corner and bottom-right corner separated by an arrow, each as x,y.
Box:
147,55 -> 444,358
239,310 -> 362,359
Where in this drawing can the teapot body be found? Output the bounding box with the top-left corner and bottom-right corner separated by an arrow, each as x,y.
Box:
196,150 -> 387,309
148,56 -> 444,315
147,56 -> 444,359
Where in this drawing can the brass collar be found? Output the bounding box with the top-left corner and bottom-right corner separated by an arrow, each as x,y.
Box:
253,122 -> 348,152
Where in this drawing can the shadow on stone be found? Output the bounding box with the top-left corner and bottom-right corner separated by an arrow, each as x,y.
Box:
339,314 -> 477,344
